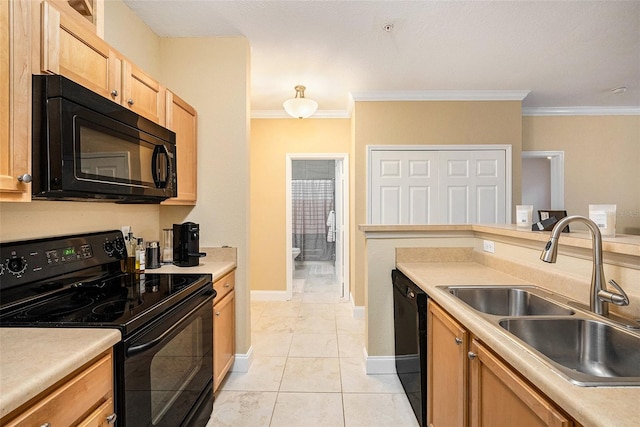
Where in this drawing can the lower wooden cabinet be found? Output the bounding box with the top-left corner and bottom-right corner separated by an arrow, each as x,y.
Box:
213,270 -> 236,391
468,339 -> 572,427
427,301 -> 468,427
427,301 -> 574,427
1,349 -> 116,427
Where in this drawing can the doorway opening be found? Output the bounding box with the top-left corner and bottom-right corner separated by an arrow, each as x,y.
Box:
286,154 -> 350,301
522,151 -> 565,216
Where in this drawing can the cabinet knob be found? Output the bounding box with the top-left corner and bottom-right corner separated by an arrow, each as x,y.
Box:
111,89 -> 118,97
468,351 -> 477,360
215,311 -> 221,316
455,337 -> 463,345
17,173 -> 32,183
39,423 -> 51,427
127,98 -> 135,106
106,413 -> 117,424
224,283 -> 231,288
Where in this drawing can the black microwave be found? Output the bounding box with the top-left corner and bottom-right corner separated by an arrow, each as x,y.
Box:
32,75 -> 177,203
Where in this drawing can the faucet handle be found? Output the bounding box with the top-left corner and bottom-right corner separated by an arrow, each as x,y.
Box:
598,279 -> 630,306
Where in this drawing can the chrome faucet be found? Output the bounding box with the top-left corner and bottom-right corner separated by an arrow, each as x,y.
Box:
540,215 -> 629,317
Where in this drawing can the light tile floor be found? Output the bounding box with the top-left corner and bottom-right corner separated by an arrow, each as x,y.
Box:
207,261 -> 419,427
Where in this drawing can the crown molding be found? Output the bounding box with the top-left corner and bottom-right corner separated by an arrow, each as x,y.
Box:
350,90 -> 531,102
522,106 -> 640,116
251,109 -> 350,119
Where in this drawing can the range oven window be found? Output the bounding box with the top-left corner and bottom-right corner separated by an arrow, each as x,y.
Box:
150,316 -> 203,424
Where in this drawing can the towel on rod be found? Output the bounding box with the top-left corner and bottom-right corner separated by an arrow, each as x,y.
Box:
327,210 -> 336,242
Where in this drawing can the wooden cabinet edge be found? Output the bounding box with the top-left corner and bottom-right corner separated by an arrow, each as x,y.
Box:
0,0 -> 32,202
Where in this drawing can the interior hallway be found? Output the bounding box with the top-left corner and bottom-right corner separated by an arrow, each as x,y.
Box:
207,261 -> 418,426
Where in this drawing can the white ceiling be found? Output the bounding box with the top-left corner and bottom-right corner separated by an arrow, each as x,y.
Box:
123,0 -> 640,115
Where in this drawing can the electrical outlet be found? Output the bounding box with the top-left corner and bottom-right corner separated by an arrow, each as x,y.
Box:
483,240 -> 495,253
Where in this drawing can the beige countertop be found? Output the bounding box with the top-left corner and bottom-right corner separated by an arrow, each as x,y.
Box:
397,261 -> 640,427
0,328 -> 121,419
148,247 -> 236,279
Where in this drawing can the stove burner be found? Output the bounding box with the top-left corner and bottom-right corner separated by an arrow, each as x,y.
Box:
24,297 -> 95,318
92,299 -> 128,318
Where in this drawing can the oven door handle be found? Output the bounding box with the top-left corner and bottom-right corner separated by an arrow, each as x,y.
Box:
126,289 -> 214,357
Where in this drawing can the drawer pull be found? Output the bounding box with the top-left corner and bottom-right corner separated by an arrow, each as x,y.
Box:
455,337 -> 463,345
110,89 -> 118,97
224,283 -> 231,288
127,98 -> 135,106
39,423 -> 51,427
468,351 -> 477,360
107,413 -> 117,424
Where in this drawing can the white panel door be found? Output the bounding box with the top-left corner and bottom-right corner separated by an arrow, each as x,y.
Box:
439,150 -> 506,224
371,151 -> 439,224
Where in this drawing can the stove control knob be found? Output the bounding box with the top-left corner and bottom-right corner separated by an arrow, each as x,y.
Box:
114,238 -> 126,257
7,257 -> 27,276
104,241 -> 115,256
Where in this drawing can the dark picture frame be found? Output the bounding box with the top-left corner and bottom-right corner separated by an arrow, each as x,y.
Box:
538,209 -> 569,232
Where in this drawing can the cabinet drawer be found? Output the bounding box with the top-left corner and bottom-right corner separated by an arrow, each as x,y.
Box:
213,270 -> 235,303
3,350 -> 113,427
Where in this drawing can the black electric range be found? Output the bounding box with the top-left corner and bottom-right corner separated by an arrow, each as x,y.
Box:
0,230 -> 215,427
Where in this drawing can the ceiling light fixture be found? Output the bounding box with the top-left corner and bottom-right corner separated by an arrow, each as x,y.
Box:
283,85 -> 318,119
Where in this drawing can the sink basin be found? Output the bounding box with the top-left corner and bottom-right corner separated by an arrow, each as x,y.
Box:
446,286 -> 574,316
500,318 -> 640,386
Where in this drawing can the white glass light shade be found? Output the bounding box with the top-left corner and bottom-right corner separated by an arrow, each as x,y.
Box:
283,85 -> 318,119
283,97 -> 318,119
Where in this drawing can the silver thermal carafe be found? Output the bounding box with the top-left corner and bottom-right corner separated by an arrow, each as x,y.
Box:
173,222 -> 206,267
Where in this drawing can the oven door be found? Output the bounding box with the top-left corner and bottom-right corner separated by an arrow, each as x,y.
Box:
123,286 -> 214,427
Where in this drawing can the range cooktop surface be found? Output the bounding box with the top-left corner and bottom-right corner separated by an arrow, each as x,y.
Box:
0,273 -> 211,333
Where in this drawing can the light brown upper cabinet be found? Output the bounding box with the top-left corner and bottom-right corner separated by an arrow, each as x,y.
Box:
0,0 -> 32,202
163,91 -> 198,205
40,0 -> 120,104
121,61 -> 166,125
40,1 -> 165,126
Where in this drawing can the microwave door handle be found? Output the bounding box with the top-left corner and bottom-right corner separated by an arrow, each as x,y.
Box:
151,145 -> 170,188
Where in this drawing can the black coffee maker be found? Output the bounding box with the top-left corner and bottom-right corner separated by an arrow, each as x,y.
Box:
173,222 -> 207,267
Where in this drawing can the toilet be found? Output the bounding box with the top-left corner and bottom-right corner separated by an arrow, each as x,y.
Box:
292,247 -> 301,262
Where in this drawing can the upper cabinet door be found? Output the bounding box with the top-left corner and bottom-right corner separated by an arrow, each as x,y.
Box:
41,0 -> 120,103
0,0 -> 32,202
162,91 -> 197,205
121,60 -> 166,125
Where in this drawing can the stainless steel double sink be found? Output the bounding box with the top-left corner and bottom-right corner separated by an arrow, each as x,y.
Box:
440,285 -> 640,386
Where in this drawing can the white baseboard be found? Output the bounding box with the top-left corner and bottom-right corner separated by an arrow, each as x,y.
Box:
350,294 -> 365,319
364,347 -> 396,375
231,346 -> 253,373
251,290 -> 289,301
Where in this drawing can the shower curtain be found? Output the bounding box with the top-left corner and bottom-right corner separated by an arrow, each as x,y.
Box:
292,179 -> 335,261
